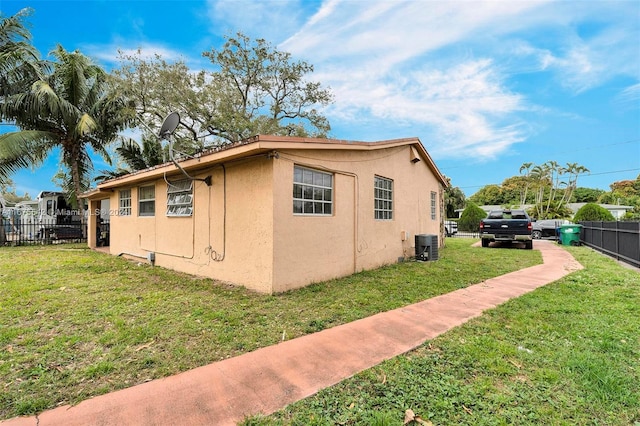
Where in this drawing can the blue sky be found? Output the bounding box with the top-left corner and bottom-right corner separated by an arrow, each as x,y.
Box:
2,0 -> 639,198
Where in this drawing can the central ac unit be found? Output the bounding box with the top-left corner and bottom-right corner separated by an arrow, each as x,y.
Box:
415,234 -> 439,261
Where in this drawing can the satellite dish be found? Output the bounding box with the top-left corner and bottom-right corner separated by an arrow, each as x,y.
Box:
158,112 -> 180,139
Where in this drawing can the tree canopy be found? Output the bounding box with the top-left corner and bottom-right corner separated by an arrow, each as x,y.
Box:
573,203 -> 615,221
443,177 -> 465,218
0,43 -> 130,210
112,32 -> 333,155
0,179 -> 30,203
469,161 -> 591,219
1,14 -> 334,197
598,174 -> 640,220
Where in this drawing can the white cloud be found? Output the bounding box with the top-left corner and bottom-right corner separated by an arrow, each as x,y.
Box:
206,0 -> 310,42
615,83 -> 640,108
275,0 -> 638,160
542,25 -> 639,94
319,58 -> 527,159
503,2 -> 640,94
281,1 -> 545,66
278,1 -> 546,159
84,0 -> 639,162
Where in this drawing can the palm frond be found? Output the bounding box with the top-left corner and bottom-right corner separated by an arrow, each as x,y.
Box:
116,138 -> 147,170
0,9 -> 45,98
0,130 -> 56,179
94,167 -> 131,183
75,113 -> 97,138
85,135 -> 112,166
31,79 -> 61,116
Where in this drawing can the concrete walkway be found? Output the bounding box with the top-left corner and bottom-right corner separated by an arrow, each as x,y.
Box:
2,240 -> 582,426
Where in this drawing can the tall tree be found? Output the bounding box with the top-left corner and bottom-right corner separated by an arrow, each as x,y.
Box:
111,51 -> 207,154
598,174 -> 640,220
0,178 -> 31,202
468,184 -> 505,206
529,161 -> 589,219
112,32 -> 333,156
470,160 -> 590,218
443,177 -> 465,218
202,32 -> 333,142
0,45 -> 130,212
518,162 -> 534,205
572,187 -> 605,203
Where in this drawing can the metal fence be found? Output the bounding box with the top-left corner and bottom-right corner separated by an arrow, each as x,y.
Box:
0,219 -> 89,246
448,231 -> 480,238
579,221 -> 640,268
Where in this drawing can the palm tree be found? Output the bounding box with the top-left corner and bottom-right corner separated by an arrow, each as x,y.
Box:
0,8 -> 42,244
518,162 -> 533,206
95,136 -> 165,183
0,8 -> 43,99
0,45 -> 130,213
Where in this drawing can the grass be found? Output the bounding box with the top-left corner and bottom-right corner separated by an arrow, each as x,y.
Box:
242,246 -> 640,425
0,239 -> 540,420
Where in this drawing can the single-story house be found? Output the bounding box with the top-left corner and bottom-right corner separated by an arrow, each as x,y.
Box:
83,135 -> 448,293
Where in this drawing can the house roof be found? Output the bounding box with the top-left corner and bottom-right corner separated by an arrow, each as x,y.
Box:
83,135 -> 447,199
566,203 -> 634,210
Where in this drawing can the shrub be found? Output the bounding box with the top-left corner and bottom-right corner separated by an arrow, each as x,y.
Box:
458,202 -> 487,231
574,203 -> 615,221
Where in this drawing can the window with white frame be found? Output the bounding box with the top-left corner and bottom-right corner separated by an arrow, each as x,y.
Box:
431,191 -> 437,220
138,185 -> 155,216
166,179 -> 193,217
374,176 -> 393,220
119,189 -> 131,216
293,166 -> 333,215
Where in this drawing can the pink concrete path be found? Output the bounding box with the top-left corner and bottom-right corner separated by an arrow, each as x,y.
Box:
2,240 -> 582,426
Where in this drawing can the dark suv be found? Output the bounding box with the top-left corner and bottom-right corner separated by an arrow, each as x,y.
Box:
531,219 -> 570,239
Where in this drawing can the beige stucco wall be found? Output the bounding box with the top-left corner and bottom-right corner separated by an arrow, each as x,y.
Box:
90,142 -> 443,294
104,158 -> 276,293
271,159 -> 356,292
270,145 -> 442,292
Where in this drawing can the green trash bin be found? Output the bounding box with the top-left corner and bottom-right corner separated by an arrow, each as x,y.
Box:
559,224 -> 582,246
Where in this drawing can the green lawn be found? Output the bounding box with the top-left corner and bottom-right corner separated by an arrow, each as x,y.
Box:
0,239 -> 541,420
243,246 -> 640,425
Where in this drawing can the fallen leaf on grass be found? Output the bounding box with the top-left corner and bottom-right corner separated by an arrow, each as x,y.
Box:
135,341 -> 154,352
404,409 -> 433,425
379,371 -> 387,384
6,345 -> 13,353
462,405 -> 473,415
509,359 -> 522,369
